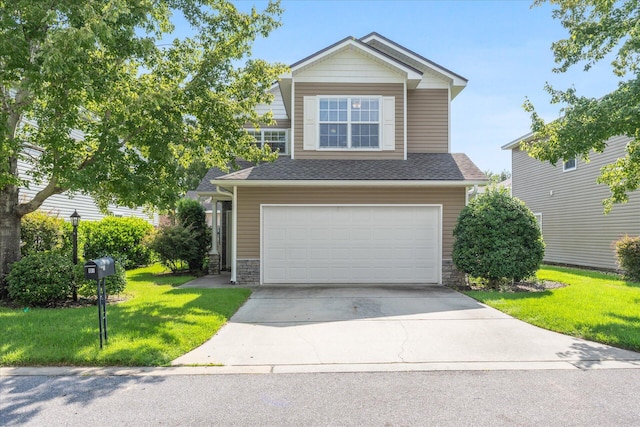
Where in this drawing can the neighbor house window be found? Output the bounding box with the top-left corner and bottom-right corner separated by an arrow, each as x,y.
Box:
563,158 -> 576,172
318,97 -> 380,149
247,129 -> 288,154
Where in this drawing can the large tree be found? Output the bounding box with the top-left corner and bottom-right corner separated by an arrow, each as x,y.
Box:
0,0 -> 286,293
523,0 -> 640,212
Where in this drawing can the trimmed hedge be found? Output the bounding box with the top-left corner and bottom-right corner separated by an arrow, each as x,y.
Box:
83,217 -> 155,269
20,211 -> 72,257
176,198 -> 210,272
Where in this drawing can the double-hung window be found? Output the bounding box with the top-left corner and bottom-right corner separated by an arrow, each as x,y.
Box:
318,97 -> 380,149
247,129 -> 288,155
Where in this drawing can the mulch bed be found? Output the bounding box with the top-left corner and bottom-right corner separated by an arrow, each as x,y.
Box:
466,280 -> 568,292
0,294 -> 129,309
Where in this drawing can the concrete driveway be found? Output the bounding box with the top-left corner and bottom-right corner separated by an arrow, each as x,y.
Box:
172,285 -> 640,373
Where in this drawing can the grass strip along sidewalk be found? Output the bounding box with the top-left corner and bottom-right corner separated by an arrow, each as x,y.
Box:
465,265 -> 640,353
0,265 -> 251,366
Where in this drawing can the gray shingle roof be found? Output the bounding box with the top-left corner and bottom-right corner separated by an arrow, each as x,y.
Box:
196,160 -> 255,192
205,154 -> 486,183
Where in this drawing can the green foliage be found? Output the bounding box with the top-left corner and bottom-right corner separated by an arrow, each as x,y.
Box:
483,169 -> 511,185
614,235 -> 640,282
75,262 -> 127,298
1,0 -> 287,284
20,211 -> 72,257
6,252 -> 76,306
453,189 -> 545,286
525,0 -> 640,212
176,198 -> 210,271
83,217 -> 155,269
149,225 -> 200,273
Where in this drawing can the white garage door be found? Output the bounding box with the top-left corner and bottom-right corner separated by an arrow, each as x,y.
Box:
262,205 -> 441,284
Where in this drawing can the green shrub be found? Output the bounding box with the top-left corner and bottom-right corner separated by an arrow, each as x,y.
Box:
614,235 -> 640,282
176,198 -> 210,272
83,217 -> 155,269
7,252 -> 76,306
75,262 -> 127,297
453,188 -> 545,288
20,211 -> 72,256
149,225 -> 200,273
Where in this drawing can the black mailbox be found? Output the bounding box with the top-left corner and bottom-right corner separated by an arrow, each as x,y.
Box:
84,257 -> 116,280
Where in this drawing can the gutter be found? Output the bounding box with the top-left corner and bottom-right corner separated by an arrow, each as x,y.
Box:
209,179 -> 489,188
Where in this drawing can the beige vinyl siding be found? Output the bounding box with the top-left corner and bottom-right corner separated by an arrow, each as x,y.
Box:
512,136 -> 640,270
243,119 -> 291,129
407,89 -> 448,153
236,186 -> 465,260
294,83 -> 404,159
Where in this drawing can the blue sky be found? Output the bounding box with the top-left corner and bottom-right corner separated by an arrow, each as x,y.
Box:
227,0 -> 621,173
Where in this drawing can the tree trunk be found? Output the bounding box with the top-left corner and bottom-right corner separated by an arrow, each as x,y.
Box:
0,183 -> 21,299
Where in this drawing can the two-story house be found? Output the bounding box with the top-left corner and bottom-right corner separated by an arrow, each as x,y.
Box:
197,33 -> 487,285
503,133 -> 640,271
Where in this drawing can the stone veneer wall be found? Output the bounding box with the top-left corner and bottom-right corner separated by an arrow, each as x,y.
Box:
208,254 -> 220,275
234,259 -> 466,287
236,259 -> 260,284
442,259 -> 466,288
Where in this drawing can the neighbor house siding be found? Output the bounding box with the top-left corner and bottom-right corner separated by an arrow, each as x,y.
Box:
511,136 -> 640,270
407,89 -> 448,153
236,186 -> 465,260
293,83 -> 404,159
18,154 -> 158,224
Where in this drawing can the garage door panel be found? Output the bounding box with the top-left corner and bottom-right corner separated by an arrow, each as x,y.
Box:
263,205 -> 440,284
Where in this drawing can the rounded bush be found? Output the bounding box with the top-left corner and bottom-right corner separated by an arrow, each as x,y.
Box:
453,189 -> 545,286
149,225 -> 200,273
7,252 -> 75,306
83,217 -> 155,269
75,262 -> 127,297
614,235 -> 640,282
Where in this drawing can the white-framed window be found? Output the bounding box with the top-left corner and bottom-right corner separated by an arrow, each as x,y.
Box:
247,129 -> 288,155
318,97 -> 380,149
563,158 -> 577,172
534,213 -> 543,233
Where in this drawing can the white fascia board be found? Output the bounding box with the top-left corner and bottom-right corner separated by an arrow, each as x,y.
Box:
210,179 -> 487,188
289,39 -> 422,81
502,132 -> 534,150
361,34 -> 467,88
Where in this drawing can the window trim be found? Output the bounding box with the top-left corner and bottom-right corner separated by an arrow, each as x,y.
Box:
534,212 -> 543,233
563,158 -> 577,172
317,96 -> 382,151
246,128 -> 289,155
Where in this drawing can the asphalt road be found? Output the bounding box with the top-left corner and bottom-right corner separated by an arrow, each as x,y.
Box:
2,370 -> 640,426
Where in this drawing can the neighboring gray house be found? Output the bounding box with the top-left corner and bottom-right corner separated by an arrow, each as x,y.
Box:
18,142 -> 159,225
502,134 -> 640,271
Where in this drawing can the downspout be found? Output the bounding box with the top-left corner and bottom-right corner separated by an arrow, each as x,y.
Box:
466,185 -> 478,205
231,185 -> 238,284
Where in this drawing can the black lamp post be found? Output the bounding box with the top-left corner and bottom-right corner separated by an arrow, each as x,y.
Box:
70,210 -> 80,301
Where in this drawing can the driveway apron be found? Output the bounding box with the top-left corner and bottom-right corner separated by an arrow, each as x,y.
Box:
171,286 -> 640,371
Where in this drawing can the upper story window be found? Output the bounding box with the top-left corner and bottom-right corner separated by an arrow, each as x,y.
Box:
318,97 -> 380,149
563,158 -> 576,172
247,129 -> 288,155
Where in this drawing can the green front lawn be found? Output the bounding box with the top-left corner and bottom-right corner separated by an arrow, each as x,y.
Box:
465,265 -> 640,352
0,264 -> 251,366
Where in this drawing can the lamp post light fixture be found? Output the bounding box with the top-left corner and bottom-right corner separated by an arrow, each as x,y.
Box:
70,210 -> 80,301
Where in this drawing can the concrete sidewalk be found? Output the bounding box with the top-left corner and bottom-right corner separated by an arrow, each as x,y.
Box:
171,285 -> 640,373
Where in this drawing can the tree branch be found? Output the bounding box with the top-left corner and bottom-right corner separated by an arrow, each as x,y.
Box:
15,176 -> 66,216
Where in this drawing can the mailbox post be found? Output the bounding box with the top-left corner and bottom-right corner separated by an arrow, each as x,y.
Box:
84,257 -> 115,349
